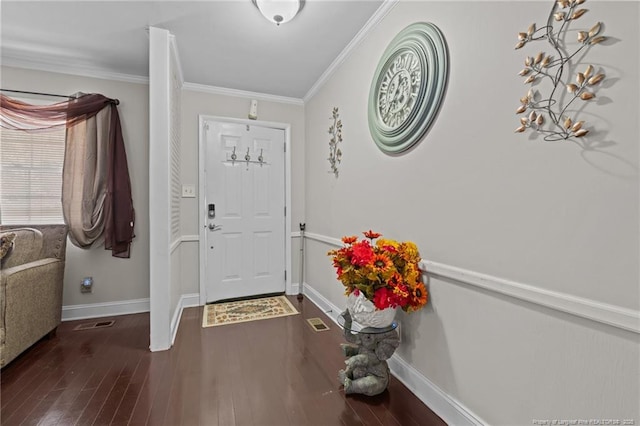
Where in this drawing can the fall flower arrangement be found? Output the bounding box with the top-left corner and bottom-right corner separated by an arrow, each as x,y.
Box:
328,230 -> 428,313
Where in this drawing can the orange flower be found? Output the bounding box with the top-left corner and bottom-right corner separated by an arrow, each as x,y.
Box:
408,282 -> 428,311
392,282 -> 409,299
371,253 -> 393,274
341,235 -> 358,244
363,230 -> 382,239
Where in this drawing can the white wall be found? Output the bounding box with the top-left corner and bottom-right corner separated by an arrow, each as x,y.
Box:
0,66 -> 306,313
303,1 -> 639,424
179,88 -> 305,295
3,2 -> 638,420
0,66 -> 150,309
149,27 -> 186,351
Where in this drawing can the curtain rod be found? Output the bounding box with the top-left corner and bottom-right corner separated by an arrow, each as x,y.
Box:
1,89 -> 74,99
0,89 -> 119,105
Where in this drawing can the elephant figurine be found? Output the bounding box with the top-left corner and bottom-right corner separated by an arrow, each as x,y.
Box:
338,310 -> 400,396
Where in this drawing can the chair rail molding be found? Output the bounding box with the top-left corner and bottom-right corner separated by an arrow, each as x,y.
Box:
304,232 -> 640,334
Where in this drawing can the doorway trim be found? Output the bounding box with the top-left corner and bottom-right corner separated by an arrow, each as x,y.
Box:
197,115 -> 292,305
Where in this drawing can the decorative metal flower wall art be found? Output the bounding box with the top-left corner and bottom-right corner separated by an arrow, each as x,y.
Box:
328,107 -> 343,177
514,0 -> 607,141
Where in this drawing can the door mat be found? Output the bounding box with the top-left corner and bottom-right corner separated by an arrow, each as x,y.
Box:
306,317 -> 330,332
202,295 -> 299,328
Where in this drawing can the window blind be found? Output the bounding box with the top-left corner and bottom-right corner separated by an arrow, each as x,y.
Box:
0,127 -> 65,224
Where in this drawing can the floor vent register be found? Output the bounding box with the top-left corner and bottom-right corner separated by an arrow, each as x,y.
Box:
73,320 -> 115,331
306,317 -> 330,332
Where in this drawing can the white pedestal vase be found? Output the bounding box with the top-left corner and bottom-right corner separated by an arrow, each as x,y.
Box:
346,291 -> 396,328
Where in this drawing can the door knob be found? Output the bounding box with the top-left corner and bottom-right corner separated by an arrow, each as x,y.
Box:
208,223 -> 222,231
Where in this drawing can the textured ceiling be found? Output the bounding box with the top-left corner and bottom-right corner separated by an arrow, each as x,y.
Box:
0,1 -> 385,99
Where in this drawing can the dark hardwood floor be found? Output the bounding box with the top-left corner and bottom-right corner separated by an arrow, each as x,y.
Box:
0,296 -> 445,425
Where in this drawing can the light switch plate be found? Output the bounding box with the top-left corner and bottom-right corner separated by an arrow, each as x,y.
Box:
182,184 -> 196,198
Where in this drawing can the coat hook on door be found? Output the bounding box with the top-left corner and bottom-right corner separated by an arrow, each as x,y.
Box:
224,146 -> 269,167
230,146 -> 238,164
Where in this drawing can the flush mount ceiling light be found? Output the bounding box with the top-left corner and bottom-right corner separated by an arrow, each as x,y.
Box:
252,0 -> 305,26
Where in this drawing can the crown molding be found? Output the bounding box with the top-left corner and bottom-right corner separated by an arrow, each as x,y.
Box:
303,0 -> 399,103
1,53 -> 303,106
183,82 -> 304,106
2,0 -> 396,105
1,54 -> 149,85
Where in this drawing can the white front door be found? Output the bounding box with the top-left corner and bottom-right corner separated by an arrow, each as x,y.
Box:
202,120 -> 286,302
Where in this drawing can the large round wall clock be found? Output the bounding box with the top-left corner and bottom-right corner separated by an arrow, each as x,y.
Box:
368,22 -> 449,154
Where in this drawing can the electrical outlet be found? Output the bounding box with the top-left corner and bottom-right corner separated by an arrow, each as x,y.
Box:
81,277 -> 93,293
182,184 -> 196,198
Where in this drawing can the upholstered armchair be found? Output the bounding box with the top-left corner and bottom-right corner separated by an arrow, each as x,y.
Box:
0,225 -> 68,367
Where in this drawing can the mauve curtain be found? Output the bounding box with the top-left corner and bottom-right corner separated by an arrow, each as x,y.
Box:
0,93 -> 135,258
63,107 -> 109,248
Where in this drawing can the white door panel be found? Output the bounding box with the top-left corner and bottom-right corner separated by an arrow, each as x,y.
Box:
203,121 -> 285,302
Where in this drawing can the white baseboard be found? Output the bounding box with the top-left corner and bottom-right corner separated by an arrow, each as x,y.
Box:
62,298 -> 150,321
180,293 -> 201,308
301,283 -> 342,322
288,282 -> 302,296
61,293 -> 202,325
63,294 -> 200,350
301,283 -> 482,426
171,293 -> 200,345
387,356 -> 485,426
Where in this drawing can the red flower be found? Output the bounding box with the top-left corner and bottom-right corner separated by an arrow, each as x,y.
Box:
381,245 -> 397,253
329,230 -> 428,314
363,230 -> 382,239
350,241 -> 374,267
373,287 -> 392,309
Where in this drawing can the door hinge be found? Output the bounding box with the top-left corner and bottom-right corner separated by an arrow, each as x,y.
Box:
284,206 -> 286,216
284,143 -> 286,153
284,270 -> 287,281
